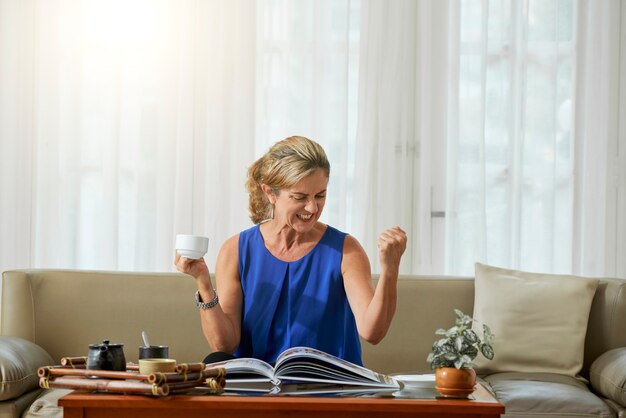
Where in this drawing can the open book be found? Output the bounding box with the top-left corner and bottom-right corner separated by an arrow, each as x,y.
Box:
206,346 -> 400,394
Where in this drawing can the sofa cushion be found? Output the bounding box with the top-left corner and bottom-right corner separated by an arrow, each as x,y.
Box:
0,388 -> 44,418
590,348 -> 626,407
0,336 -> 54,401
483,372 -> 615,418
22,388 -> 71,418
472,263 -> 598,377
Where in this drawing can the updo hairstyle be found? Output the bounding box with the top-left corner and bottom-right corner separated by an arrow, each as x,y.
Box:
246,136 -> 330,224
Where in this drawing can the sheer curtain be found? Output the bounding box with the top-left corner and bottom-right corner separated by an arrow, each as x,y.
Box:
0,0 -> 255,273
2,0 -> 624,278
573,0 -> 625,278
446,0 -> 578,275
0,1 -> 35,275
255,0 -> 359,232
445,0 -> 625,277
353,0 -> 417,274
0,0 -> 360,275
353,0 -> 451,274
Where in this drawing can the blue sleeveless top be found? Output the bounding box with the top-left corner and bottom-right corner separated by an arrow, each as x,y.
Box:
234,224 -> 362,365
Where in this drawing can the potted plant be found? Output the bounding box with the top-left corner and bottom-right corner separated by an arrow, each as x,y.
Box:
426,309 -> 494,397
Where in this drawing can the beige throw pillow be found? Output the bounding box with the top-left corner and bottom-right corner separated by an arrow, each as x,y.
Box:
472,263 -> 598,377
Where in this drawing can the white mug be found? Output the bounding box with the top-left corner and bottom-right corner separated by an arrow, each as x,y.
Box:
175,234 -> 209,259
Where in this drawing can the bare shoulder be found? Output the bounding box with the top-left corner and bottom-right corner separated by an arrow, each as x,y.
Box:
219,233 -> 240,256
216,233 -> 240,274
343,234 -> 365,254
342,234 -> 370,275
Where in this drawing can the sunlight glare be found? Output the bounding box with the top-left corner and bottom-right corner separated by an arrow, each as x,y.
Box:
84,0 -> 165,51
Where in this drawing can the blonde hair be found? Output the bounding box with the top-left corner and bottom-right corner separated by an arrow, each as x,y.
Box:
246,136 -> 330,224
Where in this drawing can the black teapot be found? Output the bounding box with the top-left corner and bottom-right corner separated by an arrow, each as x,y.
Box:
87,340 -> 126,371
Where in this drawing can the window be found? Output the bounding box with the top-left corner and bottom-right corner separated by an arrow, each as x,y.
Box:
446,0 -> 576,274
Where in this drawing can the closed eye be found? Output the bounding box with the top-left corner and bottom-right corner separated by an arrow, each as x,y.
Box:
290,191 -> 326,201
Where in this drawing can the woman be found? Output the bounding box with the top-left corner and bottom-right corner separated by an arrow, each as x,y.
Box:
175,136 -> 407,365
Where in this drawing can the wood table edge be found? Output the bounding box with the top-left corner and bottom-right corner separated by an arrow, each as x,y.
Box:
58,383 -> 504,415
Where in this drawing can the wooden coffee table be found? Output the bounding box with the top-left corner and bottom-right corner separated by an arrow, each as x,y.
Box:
59,383 -> 504,418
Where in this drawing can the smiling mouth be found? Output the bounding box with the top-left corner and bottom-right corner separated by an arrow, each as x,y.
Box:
297,213 -> 313,220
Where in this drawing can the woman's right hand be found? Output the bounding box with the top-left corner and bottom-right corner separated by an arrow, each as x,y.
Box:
175,252 -> 210,280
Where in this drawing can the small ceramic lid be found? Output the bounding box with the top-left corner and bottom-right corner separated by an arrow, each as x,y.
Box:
89,339 -> 124,348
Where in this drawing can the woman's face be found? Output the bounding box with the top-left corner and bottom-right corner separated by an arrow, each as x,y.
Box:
272,169 -> 328,233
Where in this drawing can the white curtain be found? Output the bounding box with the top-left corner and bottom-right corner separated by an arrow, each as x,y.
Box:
0,0 -> 360,275
0,0 -> 255,273
2,0 -> 624,278
573,0 -> 625,278
445,0 -> 626,277
0,0 -> 35,275
353,0 -> 451,274
255,0 -> 359,233
446,0 -> 577,275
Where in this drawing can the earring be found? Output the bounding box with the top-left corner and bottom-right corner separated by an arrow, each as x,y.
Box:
270,204 -> 275,220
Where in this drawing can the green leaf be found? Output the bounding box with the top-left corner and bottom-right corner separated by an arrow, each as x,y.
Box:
480,344 -> 495,360
460,354 -> 473,365
454,358 -> 472,369
428,309 -> 496,369
463,329 -> 479,344
455,336 -> 464,351
462,346 -> 478,359
446,326 -> 459,336
454,309 -> 473,326
483,324 -> 494,343
436,338 -> 447,347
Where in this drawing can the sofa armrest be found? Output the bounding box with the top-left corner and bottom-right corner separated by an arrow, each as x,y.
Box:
590,347 -> 626,408
0,336 -> 54,401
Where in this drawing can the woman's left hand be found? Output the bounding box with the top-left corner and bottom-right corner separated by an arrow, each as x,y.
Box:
377,226 -> 407,273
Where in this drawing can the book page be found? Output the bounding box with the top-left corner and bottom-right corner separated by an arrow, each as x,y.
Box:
207,358 -> 280,385
277,383 -> 399,396
274,347 -> 398,388
223,381 -> 281,394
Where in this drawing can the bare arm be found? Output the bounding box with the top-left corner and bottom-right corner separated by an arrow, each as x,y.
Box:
342,227 -> 407,345
175,234 -> 242,353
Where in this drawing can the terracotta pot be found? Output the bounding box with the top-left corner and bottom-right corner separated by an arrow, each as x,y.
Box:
434,367 -> 476,398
